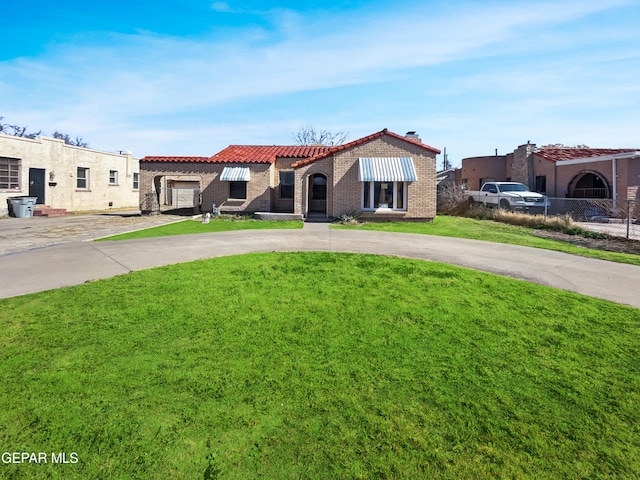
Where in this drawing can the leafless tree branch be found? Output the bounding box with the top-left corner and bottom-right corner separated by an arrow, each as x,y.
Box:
293,125 -> 348,146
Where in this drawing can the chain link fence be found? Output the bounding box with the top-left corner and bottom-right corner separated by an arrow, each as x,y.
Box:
547,198 -> 640,240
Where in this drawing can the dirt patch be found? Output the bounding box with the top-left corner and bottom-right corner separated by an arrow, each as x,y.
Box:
532,230 -> 640,255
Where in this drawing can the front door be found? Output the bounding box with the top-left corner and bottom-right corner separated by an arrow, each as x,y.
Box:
309,174 -> 327,213
29,168 -> 46,205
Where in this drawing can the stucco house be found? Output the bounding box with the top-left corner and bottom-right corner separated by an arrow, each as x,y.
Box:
1,133 -> 140,216
461,143 -> 640,201
140,129 -> 440,221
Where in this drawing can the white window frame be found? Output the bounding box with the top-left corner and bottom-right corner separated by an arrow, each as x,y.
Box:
361,181 -> 407,211
77,167 -> 89,190
132,172 -> 139,190
109,170 -> 118,185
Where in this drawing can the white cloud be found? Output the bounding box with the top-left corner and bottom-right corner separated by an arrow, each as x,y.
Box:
1,0 -> 638,157
211,2 -> 233,13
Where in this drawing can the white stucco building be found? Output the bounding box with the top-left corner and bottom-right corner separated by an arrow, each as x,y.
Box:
1,133 -> 140,216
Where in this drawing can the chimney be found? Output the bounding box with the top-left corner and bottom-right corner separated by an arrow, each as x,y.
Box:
405,131 -> 421,142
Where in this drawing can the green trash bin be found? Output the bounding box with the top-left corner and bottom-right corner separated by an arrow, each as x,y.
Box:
8,196 -> 38,218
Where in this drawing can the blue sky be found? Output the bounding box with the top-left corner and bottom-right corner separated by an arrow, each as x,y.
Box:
2,0 -> 639,167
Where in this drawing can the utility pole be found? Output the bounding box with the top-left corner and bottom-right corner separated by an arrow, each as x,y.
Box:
443,147 -> 451,170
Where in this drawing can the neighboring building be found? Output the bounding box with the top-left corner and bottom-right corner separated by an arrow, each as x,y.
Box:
436,168 -> 461,191
1,133 -> 140,216
461,143 -> 640,201
140,129 -> 440,220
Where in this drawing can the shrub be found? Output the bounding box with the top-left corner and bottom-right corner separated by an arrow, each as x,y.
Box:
437,184 -> 468,215
334,211 -> 363,225
462,206 -> 611,238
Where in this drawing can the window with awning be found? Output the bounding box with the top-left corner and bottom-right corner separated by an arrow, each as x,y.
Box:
358,157 -> 417,182
359,158 -> 415,211
220,166 -> 251,182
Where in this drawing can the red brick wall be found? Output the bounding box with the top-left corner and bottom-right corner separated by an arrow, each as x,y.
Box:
628,159 -> 640,200
532,155 -> 556,195
461,156 -> 509,190
555,160 -> 613,198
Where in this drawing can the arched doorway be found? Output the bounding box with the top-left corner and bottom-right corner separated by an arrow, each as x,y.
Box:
568,171 -> 610,198
308,174 -> 327,213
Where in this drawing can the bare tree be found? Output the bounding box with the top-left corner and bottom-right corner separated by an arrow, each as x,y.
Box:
0,116 -> 41,138
0,117 -> 10,135
1,116 -> 89,146
437,183 -> 468,215
52,130 -> 89,148
293,125 -> 348,146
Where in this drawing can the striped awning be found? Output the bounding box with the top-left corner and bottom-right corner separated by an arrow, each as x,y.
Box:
358,157 -> 417,182
220,166 -> 251,181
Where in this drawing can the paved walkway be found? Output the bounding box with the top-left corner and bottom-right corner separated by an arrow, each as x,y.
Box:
0,217 -> 639,309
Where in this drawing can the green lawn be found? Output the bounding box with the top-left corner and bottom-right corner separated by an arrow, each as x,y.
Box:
96,217 -> 303,241
1,252 -> 638,479
335,216 -> 640,266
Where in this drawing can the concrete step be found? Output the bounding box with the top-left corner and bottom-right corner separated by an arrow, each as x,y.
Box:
33,206 -> 73,217
305,213 -> 333,223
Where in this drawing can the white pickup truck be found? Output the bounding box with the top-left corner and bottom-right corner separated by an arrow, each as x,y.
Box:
467,182 -> 549,213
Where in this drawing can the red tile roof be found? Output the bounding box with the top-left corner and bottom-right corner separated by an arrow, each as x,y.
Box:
535,148 -> 638,162
291,129 -> 441,168
140,130 -> 440,166
208,145 -> 332,164
140,156 -> 211,163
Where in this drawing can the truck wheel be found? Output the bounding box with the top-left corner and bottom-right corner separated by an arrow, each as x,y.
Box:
468,197 -> 476,208
499,199 -> 512,211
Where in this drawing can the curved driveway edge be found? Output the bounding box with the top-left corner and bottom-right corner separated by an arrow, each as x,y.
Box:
1,223 -> 639,309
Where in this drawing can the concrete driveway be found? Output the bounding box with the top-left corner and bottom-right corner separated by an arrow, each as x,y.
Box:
0,211 -> 186,255
0,219 -> 639,309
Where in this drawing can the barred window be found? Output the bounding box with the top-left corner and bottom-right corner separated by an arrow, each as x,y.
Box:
0,157 -> 21,190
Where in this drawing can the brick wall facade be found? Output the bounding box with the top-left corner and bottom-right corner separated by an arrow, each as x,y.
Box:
293,158 -> 333,217
293,135 -> 437,220
273,157 -> 296,213
141,133 -> 439,219
462,145 -> 640,201
532,155 -> 556,195
510,143 -> 536,188
140,161 -> 274,213
555,160 -> 614,198
460,155 -> 508,190
628,160 -> 640,200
